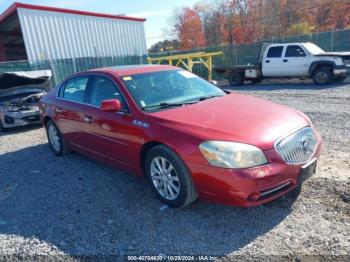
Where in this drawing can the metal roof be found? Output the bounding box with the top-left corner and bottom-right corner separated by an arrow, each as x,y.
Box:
0,2 -> 146,25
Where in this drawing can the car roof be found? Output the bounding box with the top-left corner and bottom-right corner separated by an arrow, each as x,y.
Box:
268,42 -> 309,47
89,64 -> 178,76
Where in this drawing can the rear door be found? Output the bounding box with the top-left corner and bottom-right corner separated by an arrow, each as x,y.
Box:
262,45 -> 285,77
283,45 -> 310,76
54,75 -> 92,149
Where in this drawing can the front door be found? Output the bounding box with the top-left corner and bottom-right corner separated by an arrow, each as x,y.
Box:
282,45 -> 310,76
82,75 -> 134,169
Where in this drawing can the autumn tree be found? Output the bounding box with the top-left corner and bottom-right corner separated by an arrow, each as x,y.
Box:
148,40 -> 180,53
172,7 -> 206,50
166,0 -> 350,51
331,1 -> 350,30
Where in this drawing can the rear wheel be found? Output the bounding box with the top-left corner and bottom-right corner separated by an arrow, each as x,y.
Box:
46,120 -> 70,156
145,145 -> 197,208
312,67 -> 333,85
251,76 -> 263,84
228,71 -> 244,86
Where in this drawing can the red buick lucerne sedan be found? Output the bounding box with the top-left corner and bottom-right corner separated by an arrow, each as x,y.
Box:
39,65 -> 321,208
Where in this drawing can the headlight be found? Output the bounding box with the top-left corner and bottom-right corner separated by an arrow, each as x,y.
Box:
199,141 -> 268,169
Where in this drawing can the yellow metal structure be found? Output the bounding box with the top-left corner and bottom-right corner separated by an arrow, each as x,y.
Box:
147,51 -> 223,80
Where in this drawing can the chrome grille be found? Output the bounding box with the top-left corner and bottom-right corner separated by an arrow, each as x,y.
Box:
275,127 -> 317,164
343,59 -> 350,66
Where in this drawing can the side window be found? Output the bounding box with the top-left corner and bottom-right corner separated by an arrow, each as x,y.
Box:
267,46 -> 283,58
285,45 -> 306,57
90,76 -> 128,110
61,76 -> 89,103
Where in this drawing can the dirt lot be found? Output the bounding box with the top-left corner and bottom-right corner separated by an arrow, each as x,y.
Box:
0,79 -> 349,261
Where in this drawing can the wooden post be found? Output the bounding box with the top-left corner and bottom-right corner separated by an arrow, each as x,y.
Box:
208,56 -> 213,81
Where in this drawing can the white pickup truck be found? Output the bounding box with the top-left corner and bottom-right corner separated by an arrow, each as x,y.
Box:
215,42 -> 350,85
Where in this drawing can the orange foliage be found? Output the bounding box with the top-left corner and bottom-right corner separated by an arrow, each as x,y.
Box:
177,7 -> 206,50
171,0 -> 350,49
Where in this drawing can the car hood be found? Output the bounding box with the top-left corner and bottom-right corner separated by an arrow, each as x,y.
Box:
0,70 -> 52,97
314,52 -> 350,59
149,93 -> 309,150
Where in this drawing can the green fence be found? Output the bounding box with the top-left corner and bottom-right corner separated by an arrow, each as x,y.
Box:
0,55 -> 146,86
149,29 -> 350,80
1,29 -> 350,84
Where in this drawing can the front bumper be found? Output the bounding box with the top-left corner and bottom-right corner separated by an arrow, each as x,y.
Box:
187,137 -> 322,207
1,111 -> 41,129
334,65 -> 350,75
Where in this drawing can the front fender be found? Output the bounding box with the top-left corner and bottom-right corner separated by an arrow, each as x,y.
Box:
309,61 -> 336,75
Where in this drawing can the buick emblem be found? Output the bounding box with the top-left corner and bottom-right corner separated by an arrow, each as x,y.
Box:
300,137 -> 311,154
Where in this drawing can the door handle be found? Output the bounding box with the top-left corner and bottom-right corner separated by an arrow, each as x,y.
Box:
283,59 -> 288,62
265,60 -> 270,63
83,115 -> 93,123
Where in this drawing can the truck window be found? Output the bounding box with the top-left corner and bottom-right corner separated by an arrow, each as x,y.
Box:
266,46 -> 283,58
285,45 -> 306,57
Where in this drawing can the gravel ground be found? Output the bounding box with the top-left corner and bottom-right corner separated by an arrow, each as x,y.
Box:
0,79 -> 349,261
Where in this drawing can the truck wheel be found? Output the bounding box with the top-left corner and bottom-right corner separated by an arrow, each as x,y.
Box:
251,77 -> 263,84
0,121 -> 6,133
228,72 -> 244,86
312,67 -> 333,85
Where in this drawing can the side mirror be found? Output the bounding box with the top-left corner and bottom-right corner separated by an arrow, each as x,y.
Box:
100,99 -> 122,112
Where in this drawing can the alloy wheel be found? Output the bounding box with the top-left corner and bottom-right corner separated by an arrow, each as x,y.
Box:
48,124 -> 61,152
150,156 -> 181,200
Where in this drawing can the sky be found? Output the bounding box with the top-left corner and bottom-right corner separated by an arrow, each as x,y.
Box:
0,0 -> 199,47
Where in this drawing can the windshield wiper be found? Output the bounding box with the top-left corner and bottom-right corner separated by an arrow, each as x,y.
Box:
198,94 -> 224,101
141,101 -> 198,111
141,95 -> 224,110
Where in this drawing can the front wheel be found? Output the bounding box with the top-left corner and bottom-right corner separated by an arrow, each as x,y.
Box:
145,145 -> 197,208
312,67 -> 333,85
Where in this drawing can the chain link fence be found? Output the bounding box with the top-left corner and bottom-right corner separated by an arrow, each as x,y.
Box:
1,29 -> 349,84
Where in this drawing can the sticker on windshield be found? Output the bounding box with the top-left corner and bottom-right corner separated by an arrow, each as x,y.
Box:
123,76 -> 133,81
178,71 -> 197,78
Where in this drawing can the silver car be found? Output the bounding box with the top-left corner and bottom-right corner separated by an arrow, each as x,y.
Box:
0,70 -> 52,132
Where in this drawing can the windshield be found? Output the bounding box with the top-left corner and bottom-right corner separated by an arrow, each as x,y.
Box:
303,43 -> 325,55
122,70 -> 225,110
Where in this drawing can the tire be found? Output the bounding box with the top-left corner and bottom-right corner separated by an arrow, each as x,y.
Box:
0,121 -> 6,133
45,120 -> 70,156
251,77 -> 263,84
312,67 -> 333,85
145,145 -> 197,208
228,71 -> 244,86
